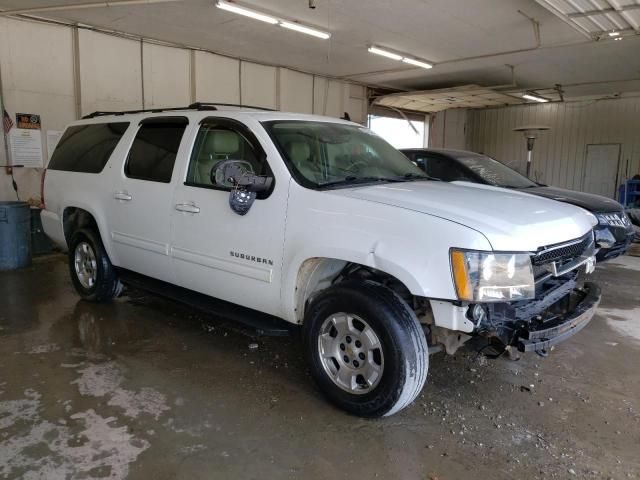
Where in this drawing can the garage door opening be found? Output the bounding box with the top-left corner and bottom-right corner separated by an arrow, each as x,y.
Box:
368,115 -> 427,149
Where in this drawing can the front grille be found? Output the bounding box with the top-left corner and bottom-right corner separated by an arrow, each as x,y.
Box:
531,232 -> 593,267
599,212 -> 631,228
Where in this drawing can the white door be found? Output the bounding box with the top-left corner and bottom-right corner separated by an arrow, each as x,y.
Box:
170,118 -> 287,317
583,144 -> 620,198
108,117 -> 189,282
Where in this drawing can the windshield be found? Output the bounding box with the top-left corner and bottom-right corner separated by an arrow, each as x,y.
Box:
456,154 -> 537,189
263,120 -> 428,188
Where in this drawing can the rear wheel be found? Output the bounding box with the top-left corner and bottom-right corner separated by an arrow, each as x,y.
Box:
303,280 -> 428,417
68,228 -> 122,302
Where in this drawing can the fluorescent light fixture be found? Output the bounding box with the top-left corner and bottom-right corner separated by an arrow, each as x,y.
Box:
402,57 -> 433,69
522,93 -> 549,103
368,46 -> 403,61
368,46 -> 434,69
280,21 -> 330,39
608,31 -> 620,37
216,0 -> 278,24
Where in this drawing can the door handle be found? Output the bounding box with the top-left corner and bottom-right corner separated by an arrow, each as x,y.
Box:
113,191 -> 132,201
175,203 -> 200,214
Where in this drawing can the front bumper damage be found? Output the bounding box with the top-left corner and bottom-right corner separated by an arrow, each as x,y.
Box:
480,279 -> 601,354
516,282 -> 600,352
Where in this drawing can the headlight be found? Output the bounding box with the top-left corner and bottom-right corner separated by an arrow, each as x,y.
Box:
450,249 -> 535,302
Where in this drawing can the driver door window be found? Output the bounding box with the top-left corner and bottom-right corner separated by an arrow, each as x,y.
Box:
186,124 -> 264,188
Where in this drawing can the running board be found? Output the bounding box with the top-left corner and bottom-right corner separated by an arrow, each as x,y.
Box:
117,269 -> 293,337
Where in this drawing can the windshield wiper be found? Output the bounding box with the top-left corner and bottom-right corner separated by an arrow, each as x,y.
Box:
399,172 -> 439,182
318,176 -> 405,189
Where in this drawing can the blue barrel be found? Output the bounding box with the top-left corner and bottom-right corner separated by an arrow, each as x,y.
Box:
0,201 -> 32,270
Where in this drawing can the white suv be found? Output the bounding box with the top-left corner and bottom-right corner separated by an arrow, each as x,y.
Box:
42,103 -> 601,417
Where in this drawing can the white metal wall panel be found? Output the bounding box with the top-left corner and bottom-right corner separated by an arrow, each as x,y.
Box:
0,18 -> 75,199
142,43 -> 191,109
194,51 -> 240,104
279,68 -> 313,114
0,17 -> 369,200
313,77 -> 344,118
240,62 -> 277,110
467,97 -> 640,192
79,30 -> 142,115
345,84 -> 366,124
430,109 -> 467,149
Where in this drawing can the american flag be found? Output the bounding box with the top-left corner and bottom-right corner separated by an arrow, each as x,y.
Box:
3,109 -> 13,133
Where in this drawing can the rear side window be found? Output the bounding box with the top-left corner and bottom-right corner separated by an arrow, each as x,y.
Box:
125,118 -> 187,183
48,123 -> 129,173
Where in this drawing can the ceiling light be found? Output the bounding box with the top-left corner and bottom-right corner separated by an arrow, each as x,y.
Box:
216,0 -> 278,24
608,31 -> 620,37
522,93 -> 549,103
368,46 -> 403,61
280,21 -> 330,39
402,57 -> 433,69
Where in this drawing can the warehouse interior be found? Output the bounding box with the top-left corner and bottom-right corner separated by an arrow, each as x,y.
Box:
0,0 -> 639,479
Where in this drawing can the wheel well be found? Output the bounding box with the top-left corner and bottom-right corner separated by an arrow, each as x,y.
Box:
63,207 -> 99,246
295,258 -> 414,324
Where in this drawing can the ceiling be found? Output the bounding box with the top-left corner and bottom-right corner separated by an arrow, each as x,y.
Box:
1,0 -> 639,101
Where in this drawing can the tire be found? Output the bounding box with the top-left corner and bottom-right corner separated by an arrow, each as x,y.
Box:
303,280 -> 429,418
68,228 -> 122,302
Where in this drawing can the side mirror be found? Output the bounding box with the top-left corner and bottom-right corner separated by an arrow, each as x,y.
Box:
213,160 -> 274,216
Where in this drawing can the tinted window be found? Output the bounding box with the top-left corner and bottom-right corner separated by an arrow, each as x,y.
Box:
186,122 -> 267,188
48,123 -> 129,173
125,119 -> 187,183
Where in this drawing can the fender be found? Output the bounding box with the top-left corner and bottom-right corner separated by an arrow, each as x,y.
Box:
279,182 -> 492,323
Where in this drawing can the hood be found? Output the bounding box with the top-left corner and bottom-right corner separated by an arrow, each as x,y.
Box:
519,186 -> 623,213
332,181 -> 596,251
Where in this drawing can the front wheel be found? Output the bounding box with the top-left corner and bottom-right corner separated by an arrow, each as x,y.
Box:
303,281 -> 429,417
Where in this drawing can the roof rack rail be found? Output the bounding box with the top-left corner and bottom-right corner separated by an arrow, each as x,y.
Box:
82,102 -> 276,119
188,102 -> 277,112
82,106 -> 200,119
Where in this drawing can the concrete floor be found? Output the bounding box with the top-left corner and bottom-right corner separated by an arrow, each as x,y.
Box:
0,253 -> 639,480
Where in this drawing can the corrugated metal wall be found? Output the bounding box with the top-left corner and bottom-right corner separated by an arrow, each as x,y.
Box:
467,97 -> 640,192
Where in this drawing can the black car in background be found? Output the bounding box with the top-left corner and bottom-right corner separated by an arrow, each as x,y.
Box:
401,148 -> 635,262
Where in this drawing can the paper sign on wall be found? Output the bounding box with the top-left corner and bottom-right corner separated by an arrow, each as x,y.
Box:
9,128 -> 43,168
46,130 -> 63,162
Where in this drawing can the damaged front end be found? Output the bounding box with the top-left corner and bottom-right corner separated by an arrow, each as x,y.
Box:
426,231 -> 602,356
473,231 -> 601,355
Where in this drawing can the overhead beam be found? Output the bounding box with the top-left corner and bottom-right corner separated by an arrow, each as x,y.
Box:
0,0 -> 182,17
568,4 -> 640,19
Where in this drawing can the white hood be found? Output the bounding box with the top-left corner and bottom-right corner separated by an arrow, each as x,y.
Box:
332,181 -> 596,251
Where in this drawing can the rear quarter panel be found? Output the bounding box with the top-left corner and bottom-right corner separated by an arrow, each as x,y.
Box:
42,122 -> 136,263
